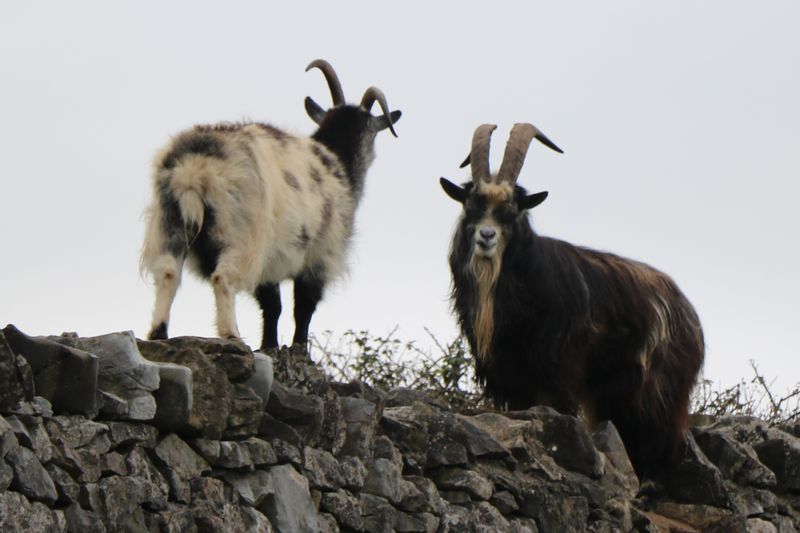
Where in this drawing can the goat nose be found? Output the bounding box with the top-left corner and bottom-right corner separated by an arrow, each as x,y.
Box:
479,227 -> 496,240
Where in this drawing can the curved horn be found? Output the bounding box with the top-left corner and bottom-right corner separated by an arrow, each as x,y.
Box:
470,124 -> 497,184
305,59 -> 345,106
497,123 -> 563,184
361,86 -> 398,137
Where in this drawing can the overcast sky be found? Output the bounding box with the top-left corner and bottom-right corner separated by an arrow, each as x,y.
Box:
1,1 -> 798,392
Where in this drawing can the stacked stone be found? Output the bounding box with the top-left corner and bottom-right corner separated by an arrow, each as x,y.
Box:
1,324 -> 799,532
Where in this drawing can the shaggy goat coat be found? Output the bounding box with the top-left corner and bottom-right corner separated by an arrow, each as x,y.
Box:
141,60 -> 400,347
443,123 -> 704,481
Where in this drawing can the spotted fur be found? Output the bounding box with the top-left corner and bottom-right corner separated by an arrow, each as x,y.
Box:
141,61 -> 400,349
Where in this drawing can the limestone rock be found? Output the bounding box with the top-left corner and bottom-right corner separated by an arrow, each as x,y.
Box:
381,401 -> 497,470
434,467 -> 494,501
360,493 -> 397,533
261,464 -> 321,533
63,501 -> 106,533
340,455 -> 367,491
507,406 -> 604,479
320,489 -> 364,531
1,414 -> 20,458
152,361 -> 193,432
217,440 -> 254,471
693,426 -> 777,488
240,436 -> 277,467
106,421 -> 158,449
363,457 -> 406,505
95,476 -> 153,531
1,457 -> 13,490
438,504 -> 470,532
469,501 -> 511,531
0,491 -> 63,533
153,432 -> 210,502
491,490 -> 520,515
125,446 -> 170,505
303,446 -> 345,491
7,445 -> 58,505
46,463 -> 80,504
223,469 -> 274,506
403,475 -> 445,514
223,382 -> 265,439
665,434 -> 732,507
247,351 -> 275,404
266,381 -> 324,445
592,420 -> 639,495
753,431 -> 800,491
339,395 -> 380,459
158,336 -> 254,382
270,438 -> 303,467
2,326 -> 92,415
67,331 -> 163,420
258,412 -> 304,446
139,338 -> 236,439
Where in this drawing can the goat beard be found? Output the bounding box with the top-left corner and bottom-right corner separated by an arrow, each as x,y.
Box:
469,252 -> 502,364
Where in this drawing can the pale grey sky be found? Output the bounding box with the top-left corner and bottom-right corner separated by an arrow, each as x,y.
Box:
1,1 -> 798,392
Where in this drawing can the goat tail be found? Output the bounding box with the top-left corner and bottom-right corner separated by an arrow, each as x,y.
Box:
176,187 -> 205,234
170,163 -> 206,233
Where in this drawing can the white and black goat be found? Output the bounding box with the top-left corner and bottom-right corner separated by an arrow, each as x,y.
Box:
440,124 -> 704,481
141,59 -> 401,350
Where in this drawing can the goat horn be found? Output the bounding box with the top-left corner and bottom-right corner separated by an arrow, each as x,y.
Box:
470,124 -> 497,184
361,86 -> 398,137
497,123 -> 563,184
306,59 -> 345,106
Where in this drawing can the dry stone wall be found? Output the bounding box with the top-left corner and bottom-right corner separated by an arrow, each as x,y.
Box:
1,324 -> 799,532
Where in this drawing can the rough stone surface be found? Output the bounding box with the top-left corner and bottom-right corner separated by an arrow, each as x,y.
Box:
339,395 -> 380,459
7,445 -> 58,505
2,326 -> 94,415
261,464 -> 321,532
224,382 -> 266,439
666,433 -> 732,507
434,467 -> 494,501
266,381 -> 324,445
593,420 -> 639,495
138,337 -> 245,439
67,331 -> 161,420
0,329 -> 798,533
304,446 -> 345,490
693,425 -> 778,488
152,361 -> 193,432
753,431 -> 800,491
321,489 -> 364,531
247,351 -> 275,404
153,432 -> 210,502
224,469 -> 274,506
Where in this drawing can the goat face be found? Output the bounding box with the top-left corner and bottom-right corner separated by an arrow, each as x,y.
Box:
441,179 -> 548,261
440,122 -> 558,262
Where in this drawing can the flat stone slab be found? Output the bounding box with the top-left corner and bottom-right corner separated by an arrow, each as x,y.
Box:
74,332 -> 160,420
2,325 -> 97,416
247,352 -> 274,404
152,362 -> 193,432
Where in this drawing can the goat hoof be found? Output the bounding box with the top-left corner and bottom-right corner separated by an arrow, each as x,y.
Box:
148,323 -> 168,340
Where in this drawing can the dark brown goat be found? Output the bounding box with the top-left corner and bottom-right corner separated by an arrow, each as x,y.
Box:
440,123 -> 705,481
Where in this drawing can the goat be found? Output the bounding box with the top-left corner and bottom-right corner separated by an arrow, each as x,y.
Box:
141,59 -> 401,350
440,123 -> 704,481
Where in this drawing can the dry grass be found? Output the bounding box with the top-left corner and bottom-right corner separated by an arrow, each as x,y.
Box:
311,330 -> 800,424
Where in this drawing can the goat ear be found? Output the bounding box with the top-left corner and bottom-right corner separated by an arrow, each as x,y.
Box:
305,97 -> 326,125
373,110 -> 402,133
459,153 -> 471,169
440,177 -> 467,203
519,191 -> 548,210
